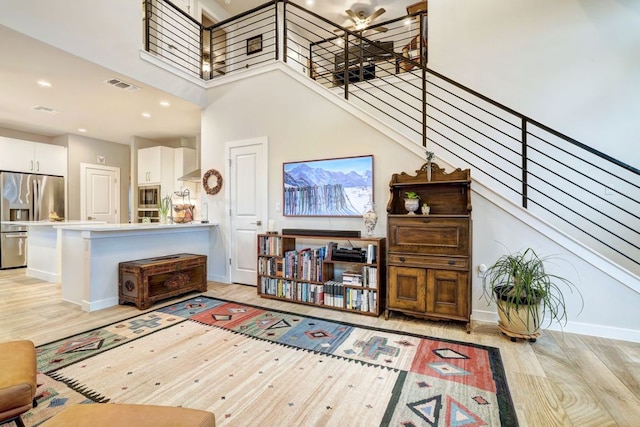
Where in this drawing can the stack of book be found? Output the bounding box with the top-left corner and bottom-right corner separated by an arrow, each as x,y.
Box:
323,280 -> 344,308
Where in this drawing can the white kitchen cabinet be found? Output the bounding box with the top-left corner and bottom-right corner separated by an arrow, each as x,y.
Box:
0,137 -> 67,176
34,143 -> 67,176
137,146 -> 174,187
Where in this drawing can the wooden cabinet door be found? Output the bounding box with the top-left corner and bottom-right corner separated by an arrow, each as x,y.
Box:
426,269 -> 469,319
388,265 -> 426,312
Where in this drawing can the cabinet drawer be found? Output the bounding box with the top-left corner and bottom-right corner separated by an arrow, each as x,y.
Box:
388,217 -> 469,256
388,254 -> 469,269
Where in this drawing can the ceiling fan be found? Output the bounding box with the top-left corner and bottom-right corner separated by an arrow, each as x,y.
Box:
338,7 -> 388,33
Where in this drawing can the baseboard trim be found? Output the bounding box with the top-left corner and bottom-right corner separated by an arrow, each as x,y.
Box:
472,309 -> 640,343
82,297 -> 119,313
26,267 -> 59,283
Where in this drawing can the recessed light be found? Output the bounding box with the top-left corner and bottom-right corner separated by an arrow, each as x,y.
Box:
142,112 -> 151,118
306,0 -> 314,5
78,128 -> 87,133
160,101 -> 170,107
37,80 -> 52,88
404,19 -> 412,26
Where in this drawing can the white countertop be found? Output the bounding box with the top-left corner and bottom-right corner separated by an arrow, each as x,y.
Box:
3,220 -> 105,227
56,221 -> 218,232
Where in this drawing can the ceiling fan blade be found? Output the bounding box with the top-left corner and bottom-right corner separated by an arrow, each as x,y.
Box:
371,26 -> 388,33
345,9 -> 359,21
369,8 -> 386,21
334,25 -> 355,33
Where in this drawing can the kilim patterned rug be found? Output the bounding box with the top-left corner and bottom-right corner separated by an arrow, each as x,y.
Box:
27,296 -> 518,426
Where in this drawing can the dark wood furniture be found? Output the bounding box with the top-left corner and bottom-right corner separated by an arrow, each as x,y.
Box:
385,163 -> 472,331
257,233 -> 386,316
332,40 -> 394,86
119,253 -> 207,309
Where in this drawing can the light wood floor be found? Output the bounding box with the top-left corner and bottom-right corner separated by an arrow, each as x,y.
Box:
1,268 -> 639,427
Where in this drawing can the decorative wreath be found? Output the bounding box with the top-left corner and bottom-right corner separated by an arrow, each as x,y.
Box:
202,168 -> 223,195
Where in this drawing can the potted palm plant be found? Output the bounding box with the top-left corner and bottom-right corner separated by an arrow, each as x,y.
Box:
482,248 -> 582,341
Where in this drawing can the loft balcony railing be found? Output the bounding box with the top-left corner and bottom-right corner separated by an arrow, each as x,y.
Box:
143,0 -> 640,275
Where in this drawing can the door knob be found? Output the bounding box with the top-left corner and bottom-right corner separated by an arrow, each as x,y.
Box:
251,220 -> 262,226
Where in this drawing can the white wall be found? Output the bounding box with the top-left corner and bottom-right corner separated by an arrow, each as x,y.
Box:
201,66 -> 425,282
472,188 -> 640,342
429,0 -> 640,168
202,66 -> 640,342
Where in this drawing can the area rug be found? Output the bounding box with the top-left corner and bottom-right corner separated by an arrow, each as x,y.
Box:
27,296 -> 518,426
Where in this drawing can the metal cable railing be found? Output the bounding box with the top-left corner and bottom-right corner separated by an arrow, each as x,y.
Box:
143,0 -> 640,274
143,0 -> 278,80
144,0 -> 204,77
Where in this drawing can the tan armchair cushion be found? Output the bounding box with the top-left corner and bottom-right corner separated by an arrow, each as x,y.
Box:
0,340 -> 37,421
40,403 -> 215,427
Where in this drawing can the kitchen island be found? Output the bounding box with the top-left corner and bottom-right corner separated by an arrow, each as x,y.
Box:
8,220 -> 105,282
58,222 -> 219,312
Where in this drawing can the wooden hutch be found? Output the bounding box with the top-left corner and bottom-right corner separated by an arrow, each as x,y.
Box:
386,162 -> 472,332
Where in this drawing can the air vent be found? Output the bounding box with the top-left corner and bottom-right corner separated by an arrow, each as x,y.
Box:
32,105 -> 60,114
104,78 -> 140,91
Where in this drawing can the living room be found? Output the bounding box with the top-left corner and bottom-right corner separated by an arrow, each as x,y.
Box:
1,1 -> 639,426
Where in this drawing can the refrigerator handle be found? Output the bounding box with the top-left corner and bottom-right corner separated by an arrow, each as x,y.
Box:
33,179 -> 39,220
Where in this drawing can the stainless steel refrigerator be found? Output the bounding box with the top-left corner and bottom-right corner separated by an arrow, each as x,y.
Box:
0,172 -> 65,269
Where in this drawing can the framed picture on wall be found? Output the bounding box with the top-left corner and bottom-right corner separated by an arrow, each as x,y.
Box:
283,155 -> 373,217
247,35 -> 263,55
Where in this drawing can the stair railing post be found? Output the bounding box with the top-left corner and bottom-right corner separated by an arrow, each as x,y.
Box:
522,118 -> 528,209
278,0 -> 284,62
421,11 -> 427,147
343,32 -> 349,100
144,0 -> 151,53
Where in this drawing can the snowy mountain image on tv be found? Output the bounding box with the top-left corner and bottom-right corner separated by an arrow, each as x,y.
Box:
283,155 -> 373,216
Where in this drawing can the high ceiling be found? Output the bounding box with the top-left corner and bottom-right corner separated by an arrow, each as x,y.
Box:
218,0 -> 416,30
0,1 -> 419,145
0,25 -> 202,146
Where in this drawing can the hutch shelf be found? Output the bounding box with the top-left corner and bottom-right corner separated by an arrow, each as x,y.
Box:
386,162 -> 472,332
257,233 -> 386,317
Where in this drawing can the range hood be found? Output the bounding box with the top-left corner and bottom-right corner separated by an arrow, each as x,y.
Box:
177,168 -> 201,182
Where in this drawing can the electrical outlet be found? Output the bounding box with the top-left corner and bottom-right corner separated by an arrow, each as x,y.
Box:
477,263 -> 487,278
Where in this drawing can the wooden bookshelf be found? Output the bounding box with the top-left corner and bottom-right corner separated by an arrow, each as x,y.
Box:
257,234 -> 386,317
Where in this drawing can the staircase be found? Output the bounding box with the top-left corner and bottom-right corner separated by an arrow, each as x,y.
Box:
144,0 -> 639,278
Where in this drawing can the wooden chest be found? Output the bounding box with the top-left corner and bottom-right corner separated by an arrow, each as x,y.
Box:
119,253 -> 207,310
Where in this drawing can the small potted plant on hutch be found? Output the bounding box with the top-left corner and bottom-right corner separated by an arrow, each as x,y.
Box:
404,191 -> 420,214
481,247 -> 583,342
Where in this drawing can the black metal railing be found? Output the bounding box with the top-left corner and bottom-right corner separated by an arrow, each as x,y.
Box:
143,0 -> 278,79
285,3 -> 427,144
143,0 -> 640,274
144,0 -> 204,77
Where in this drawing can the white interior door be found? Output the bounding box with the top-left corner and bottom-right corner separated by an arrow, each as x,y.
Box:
227,137 -> 268,285
81,164 -> 120,223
